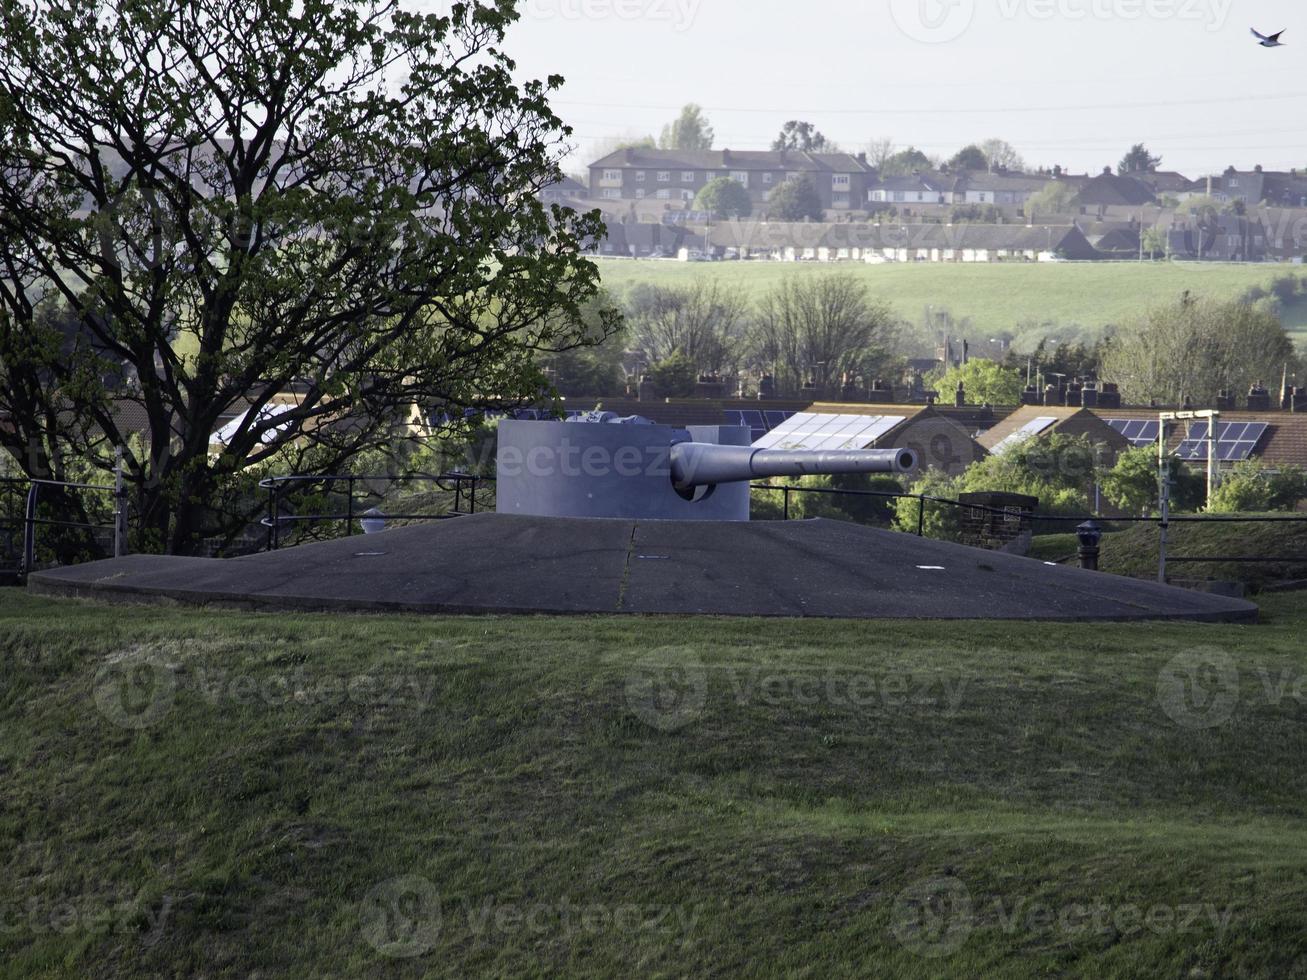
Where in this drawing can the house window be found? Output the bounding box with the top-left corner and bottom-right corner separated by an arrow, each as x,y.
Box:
635,189 -> 646,199
680,190 -> 695,201
1229,178 -> 1239,188
730,170 -> 748,186
657,171 -> 671,182
833,174 -> 850,188
763,173 -> 774,185
635,171 -> 646,182
602,170 -> 622,181
602,188 -> 620,199
681,171 -> 695,182
786,172 -> 801,182
656,189 -> 670,200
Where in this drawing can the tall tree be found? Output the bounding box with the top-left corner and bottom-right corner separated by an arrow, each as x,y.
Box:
766,176 -> 823,222
1101,294 -> 1296,406
659,104 -> 714,151
772,121 -> 831,153
865,137 -> 896,171
878,146 -> 932,177
693,177 -> 751,219
624,282 -> 749,377
0,0 -> 617,554
1118,143 -> 1162,175
980,138 -> 1025,173
949,145 -> 989,171
749,276 -> 897,397
1025,181 -> 1078,216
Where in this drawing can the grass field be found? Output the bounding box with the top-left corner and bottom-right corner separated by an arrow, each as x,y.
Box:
4,588 -> 1307,976
598,259 -> 1307,346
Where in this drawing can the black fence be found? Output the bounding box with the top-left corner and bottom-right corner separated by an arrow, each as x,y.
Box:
259,473 -> 493,550
7,472 -> 1307,586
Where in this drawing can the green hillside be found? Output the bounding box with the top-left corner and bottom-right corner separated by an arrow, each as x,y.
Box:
598,259 -> 1307,346
4,589 -> 1307,976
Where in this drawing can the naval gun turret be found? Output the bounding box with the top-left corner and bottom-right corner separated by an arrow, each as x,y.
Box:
495,412 -> 916,521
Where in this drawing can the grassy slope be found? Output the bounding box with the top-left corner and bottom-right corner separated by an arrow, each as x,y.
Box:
1029,519 -> 1307,591
597,260 -> 1307,341
3,590 -> 1307,977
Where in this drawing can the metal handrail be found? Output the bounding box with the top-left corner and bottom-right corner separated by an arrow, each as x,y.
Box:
20,469 -> 127,581
259,472 -> 495,550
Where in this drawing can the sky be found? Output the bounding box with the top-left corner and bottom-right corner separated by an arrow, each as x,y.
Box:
490,0 -> 1307,177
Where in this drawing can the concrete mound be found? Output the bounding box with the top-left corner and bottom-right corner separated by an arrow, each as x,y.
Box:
27,514 -> 1257,622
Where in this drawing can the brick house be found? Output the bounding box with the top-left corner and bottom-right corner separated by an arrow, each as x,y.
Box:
587,148 -> 875,211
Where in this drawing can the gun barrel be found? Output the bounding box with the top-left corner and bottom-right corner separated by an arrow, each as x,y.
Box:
670,443 -> 917,489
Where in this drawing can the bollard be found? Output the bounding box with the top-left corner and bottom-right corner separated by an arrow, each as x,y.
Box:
1076,520 -> 1102,572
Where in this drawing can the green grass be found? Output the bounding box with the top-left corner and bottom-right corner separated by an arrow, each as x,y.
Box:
1030,518 -> 1307,592
598,259 -> 1307,343
3,589 -> 1307,976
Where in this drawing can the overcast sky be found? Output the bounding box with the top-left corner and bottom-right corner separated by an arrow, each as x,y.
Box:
495,0 -> 1305,176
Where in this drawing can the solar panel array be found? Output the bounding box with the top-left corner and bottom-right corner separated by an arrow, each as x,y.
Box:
1105,419 -> 1162,447
1175,422 -> 1268,462
990,417 -> 1059,455
723,409 -> 797,442
752,412 -> 907,450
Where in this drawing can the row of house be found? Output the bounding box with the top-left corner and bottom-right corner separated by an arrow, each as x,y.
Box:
575,150 -> 1307,215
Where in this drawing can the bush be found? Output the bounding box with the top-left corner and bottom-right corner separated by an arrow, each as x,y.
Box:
752,474 -> 906,526
892,433 -> 1105,540
1209,460 -> 1307,513
1101,446 -> 1206,515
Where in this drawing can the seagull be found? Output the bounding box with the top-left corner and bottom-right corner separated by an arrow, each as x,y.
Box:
1251,28 -> 1286,47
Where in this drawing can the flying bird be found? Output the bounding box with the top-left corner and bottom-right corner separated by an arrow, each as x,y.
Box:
1251,28 -> 1286,47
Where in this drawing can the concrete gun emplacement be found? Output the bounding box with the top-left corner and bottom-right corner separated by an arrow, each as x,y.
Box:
495,414 -> 917,522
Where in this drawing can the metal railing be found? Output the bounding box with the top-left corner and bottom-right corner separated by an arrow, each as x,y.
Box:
752,481 -> 1307,581
18,476 -> 127,581
258,472 -> 494,550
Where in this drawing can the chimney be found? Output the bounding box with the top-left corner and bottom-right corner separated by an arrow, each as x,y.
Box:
857,152 -> 867,165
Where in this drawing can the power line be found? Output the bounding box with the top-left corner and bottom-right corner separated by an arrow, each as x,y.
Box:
553,90 -> 1307,117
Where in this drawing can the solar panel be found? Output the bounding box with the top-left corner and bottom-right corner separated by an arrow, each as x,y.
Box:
1105,419 -> 1162,447
752,412 -> 907,450
1174,422 -> 1268,462
991,416 -> 1059,454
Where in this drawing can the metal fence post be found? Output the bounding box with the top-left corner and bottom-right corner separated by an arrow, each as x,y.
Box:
113,447 -> 127,557
346,476 -> 355,536
266,482 -> 275,551
1158,464 -> 1170,583
917,496 -> 925,537
21,482 -> 38,579
783,487 -> 790,521
470,475 -> 477,514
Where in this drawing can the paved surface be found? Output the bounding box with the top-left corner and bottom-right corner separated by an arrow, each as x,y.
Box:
28,515 -> 1258,622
